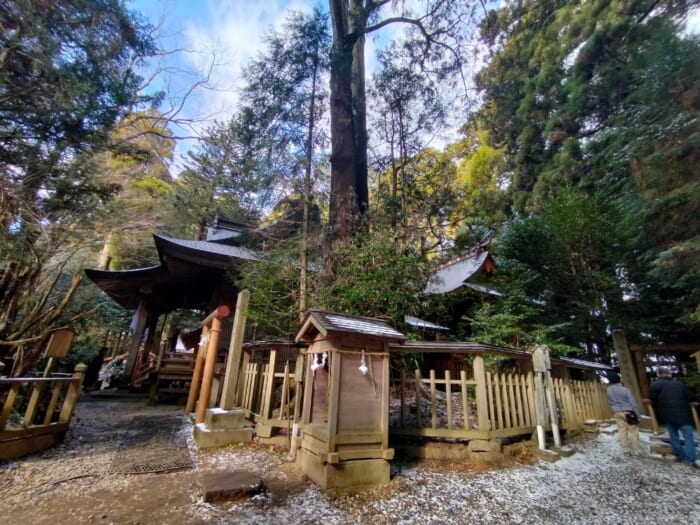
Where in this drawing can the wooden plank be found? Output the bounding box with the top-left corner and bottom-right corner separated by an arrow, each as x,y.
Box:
414,368 -> 422,428
331,448 -> 390,462
58,366 -> 85,424
0,424 -> 70,461
327,352 -> 341,452
501,373 -> 511,429
429,369 -> 437,429
0,422 -> 70,440
514,374 -> 525,427
220,290 -> 249,410
23,382 -> 47,427
400,368 -> 406,427
445,370 -> 453,430
460,370 -> 470,430
43,383 -> 63,425
335,432 -> 384,445
390,427 -> 491,440
526,371 -> 536,425
1,383 -> 21,430
493,372 -> 504,430
280,361 -> 290,420
381,348 -> 390,448
261,350 -> 277,419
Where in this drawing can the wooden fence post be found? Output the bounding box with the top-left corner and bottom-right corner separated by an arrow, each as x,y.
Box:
220,290 -> 250,410
612,330 -> 645,412
532,347 -> 547,450
473,356 -> 489,431
58,364 -> 87,424
543,347 -> 561,447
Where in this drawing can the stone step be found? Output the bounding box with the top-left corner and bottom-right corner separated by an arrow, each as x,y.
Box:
204,408 -> 246,430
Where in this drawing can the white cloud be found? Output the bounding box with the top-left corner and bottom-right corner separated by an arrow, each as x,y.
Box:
686,7 -> 700,35
180,0 -> 313,118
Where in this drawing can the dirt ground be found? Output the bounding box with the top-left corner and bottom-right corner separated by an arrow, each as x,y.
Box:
1,393 -> 700,525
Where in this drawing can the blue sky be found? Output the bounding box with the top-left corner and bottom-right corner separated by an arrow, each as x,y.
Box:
126,1 -> 700,171
127,0 -> 319,167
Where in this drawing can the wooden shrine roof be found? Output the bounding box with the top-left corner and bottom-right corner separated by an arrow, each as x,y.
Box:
295,310 -> 406,343
84,234 -> 259,313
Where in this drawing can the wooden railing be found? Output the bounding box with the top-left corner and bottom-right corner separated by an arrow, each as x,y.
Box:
390,363 -> 537,440
0,363 -> 86,460
552,377 -> 612,429
239,346 -> 303,437
389,357 -> 611,442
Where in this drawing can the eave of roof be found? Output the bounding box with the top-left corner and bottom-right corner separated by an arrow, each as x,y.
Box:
389,341 -> 613,371
424,251 -> 491,295
296,309 -> 406,343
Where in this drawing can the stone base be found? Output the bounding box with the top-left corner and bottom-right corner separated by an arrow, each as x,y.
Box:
552,445 -> 576,457
583,419 -> 600,433
298,448 -> 389,494
192,408 -> 253,449
204,408 -> 246,430
534,448 -> 561,462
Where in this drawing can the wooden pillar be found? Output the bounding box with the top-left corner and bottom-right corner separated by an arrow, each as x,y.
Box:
473,355 -> 489,431
186,328 -> 209,414
220,290 -> 250,410
195,306 -> 230,423
612,330 -> 645,412
124,301 -> 148,381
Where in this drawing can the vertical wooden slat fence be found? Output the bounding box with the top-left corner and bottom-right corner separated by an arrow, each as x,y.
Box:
390,359 -> 613,442
552,377 -> 612,428
238,345 -> 304,436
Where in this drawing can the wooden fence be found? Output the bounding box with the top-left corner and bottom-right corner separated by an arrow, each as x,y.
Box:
389,355 -> 612,442
239,345 -> 303,437
552,377 -> 612,429
228,343 -> 612,443
0,363 -> 86,460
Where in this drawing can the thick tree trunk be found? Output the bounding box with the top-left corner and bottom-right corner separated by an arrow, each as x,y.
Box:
328,0 -> 368,240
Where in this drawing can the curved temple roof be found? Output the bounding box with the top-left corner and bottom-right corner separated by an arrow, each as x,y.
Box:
84,234 -> 260,313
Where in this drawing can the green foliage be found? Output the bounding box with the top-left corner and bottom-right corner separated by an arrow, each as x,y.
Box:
0,0 -> 156,373
473,0 -> 700,350
235,252 -> 302,340
315,230 -> 429,326
487,189 -> 631,360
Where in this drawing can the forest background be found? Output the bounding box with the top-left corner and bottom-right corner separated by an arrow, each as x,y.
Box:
0,0 -> 698,377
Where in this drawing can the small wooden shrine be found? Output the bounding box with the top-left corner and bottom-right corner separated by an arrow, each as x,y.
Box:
295,310 -> 405,493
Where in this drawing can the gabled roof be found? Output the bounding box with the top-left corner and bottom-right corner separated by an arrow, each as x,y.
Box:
424,251 -> 495,295
295,310 -> 405,343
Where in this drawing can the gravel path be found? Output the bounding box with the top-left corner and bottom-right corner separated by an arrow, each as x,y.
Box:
1,395 -> 699,524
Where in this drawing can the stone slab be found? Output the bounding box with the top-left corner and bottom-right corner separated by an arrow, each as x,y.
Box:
200,471 -> 264,502
204,408 -> 246,430
534,448 -> 561,463
552,445 -> 576,457
193,423 -> 254,449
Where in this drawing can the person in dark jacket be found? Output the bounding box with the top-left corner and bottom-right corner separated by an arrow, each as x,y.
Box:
606,372 -> 643,456
649,366 -> 698,468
